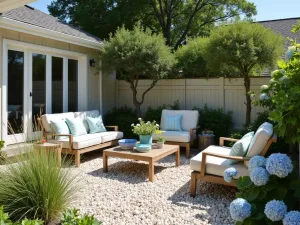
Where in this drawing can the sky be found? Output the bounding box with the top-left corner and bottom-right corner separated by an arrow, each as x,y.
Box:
29,0 -> 300,22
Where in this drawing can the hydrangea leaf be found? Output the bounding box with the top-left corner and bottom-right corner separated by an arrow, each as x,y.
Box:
237,176 -> 253,190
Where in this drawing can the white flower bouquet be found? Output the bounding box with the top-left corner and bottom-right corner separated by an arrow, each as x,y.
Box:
131,118 -> 159,136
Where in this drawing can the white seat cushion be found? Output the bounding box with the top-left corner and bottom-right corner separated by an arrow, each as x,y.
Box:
49,131 -> 123,149
74,110 -> 100,132
41,112 -> 75,133
101,131 -> 123,143
246,122 -> 273,157
190,145 -> 249,179
161,110 -> 199,132
152,131 -> 190,143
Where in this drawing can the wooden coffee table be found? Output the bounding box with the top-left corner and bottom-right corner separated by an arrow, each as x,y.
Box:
103,144 -> 180,182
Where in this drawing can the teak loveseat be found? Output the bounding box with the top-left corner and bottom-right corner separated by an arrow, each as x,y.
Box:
38,110 -> 123,167
189,122 -> 277,197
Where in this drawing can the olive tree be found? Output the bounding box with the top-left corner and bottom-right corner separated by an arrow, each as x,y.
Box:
100,23 -> 175,116
204,22 -> 284,126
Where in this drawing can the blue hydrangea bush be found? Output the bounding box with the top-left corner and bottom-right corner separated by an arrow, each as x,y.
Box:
225,153 -> 300,225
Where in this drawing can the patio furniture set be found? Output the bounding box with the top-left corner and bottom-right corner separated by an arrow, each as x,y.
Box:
38,109 -> 276,196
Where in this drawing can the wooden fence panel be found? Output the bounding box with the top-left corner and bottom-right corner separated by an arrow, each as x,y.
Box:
115,77 -> 270,128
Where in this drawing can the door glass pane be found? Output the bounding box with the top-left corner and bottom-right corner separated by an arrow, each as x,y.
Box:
52,57 -> 63,113
7,50 -> 24,134
68,59 -> 78,112
32,54 -> 46,130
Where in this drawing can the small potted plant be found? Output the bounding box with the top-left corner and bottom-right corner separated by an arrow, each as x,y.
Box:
155,130 -> 165,149
132,118 -> 159,145
201,129 -> 214,136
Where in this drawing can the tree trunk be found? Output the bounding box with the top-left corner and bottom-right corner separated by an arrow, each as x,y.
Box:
132,87 -> 142,117
244,75 -> 252,126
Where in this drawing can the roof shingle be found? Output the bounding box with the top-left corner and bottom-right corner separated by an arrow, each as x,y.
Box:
1,5 -> 102,44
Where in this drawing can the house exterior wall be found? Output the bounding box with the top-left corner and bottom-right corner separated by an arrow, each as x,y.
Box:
0,28 -> 101,113
114,77 -> 270,129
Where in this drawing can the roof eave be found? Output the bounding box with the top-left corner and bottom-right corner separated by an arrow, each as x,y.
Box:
0,17 -> 102,50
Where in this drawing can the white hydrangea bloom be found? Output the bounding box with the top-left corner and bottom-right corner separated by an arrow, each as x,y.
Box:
261,85 -> 268,90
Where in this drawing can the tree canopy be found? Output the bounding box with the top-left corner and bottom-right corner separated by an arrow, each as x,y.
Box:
48,0 -> 257,49
175,37 -> 209,77
100,23 -> 175,116
204,22 -> 284,126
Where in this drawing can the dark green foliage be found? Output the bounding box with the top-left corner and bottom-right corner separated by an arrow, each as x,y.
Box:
235,169 -> 300,224
48,0 -> 256,49
0,149 -> 77,223
61,209 -> 101,225
194,104 -> 233,139
175,37 -> 210,77
247,111 -> 272,132
257,41 -> 300,144
144,100 -> 180,123
104,106 -> 137,138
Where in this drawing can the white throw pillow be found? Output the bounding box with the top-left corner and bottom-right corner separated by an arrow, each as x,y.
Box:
246,122 -> 273,158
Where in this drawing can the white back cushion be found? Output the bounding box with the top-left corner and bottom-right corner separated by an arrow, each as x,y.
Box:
74,110 -> 100,132
246,122 -> 273,157
161,110 -> 199,132
41,112 -> 75,132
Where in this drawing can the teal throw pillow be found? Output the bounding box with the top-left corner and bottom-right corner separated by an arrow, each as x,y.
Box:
227,131 -> 254,165
161,115 -> 182,131
86,116 -> 107,134
51,120 -> 70,140
65,117 -> 87,136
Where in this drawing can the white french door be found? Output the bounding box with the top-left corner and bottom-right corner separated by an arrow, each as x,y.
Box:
2,39 -> 88,145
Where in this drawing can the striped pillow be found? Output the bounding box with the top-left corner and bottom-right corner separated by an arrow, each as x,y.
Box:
161,115 -> 182,131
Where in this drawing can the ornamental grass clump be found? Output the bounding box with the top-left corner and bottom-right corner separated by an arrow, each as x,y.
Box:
0,148 -> 78,223
132,118 -> 159,136
224,153 -> 300,224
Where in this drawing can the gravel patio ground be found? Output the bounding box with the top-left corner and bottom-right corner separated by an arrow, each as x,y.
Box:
73,148 -> 236,225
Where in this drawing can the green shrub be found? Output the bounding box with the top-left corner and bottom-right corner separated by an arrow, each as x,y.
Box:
144,100 -> 180,123
194,104 -> 233,139
104,106 -> 137,138
61,208 -> 101,225
247,111 -> 272,132
0,149 -> 77,223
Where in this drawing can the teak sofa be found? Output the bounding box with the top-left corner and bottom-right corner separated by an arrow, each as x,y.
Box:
152,109 -> 199,158
189,122 -> 277,197
38,110 -> 123,167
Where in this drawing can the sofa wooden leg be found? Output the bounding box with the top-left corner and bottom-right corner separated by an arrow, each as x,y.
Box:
75,151 -> 80,168
190,171 -> 197,197
186,143 -> 190,158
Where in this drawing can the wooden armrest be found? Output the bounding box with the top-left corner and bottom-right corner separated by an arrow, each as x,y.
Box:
44,133 -> 73,150
189,127 -> 200,142
200,152 -> 249,176
219,137 -> 239,146
203,152 -> 249,161
105,126 -> 118,131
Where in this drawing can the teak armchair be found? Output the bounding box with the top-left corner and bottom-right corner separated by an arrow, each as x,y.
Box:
190,131 -> 277,197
